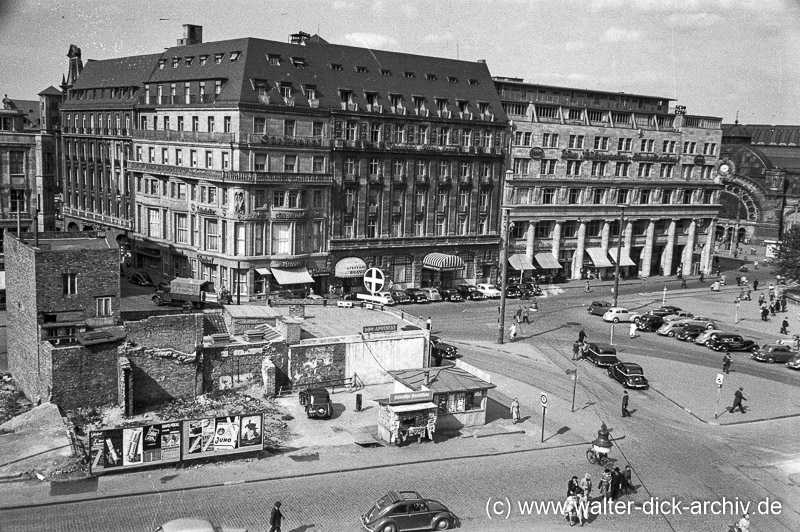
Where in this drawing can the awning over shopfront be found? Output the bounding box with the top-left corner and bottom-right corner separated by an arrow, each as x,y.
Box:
271,266 -> 314,285
388,402 -> 439,413
585,248 -> 614,268
422,253 -> 464,272
508,254 -> 536,271
610,247 -> 637,267
334,257 -> 367,278
255,267 -> 272,276
534,252 -> 562,270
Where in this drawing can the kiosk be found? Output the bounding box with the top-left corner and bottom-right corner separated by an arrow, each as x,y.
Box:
377,391 -> 438,445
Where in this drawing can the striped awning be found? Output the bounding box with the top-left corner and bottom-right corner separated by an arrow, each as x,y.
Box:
534,252 -> 562,270
585,248 -> 614,268
610,247 -> 637,267
334,257 -> 368,278
508,254 -> 536,271
422,253 -> 464,272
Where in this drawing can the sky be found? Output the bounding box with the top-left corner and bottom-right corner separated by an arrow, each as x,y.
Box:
1,0 -> 799,124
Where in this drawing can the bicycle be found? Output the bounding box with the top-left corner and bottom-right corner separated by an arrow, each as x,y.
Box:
586,446 -> 610,466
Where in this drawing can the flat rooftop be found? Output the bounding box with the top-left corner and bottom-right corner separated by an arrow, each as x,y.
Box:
36,238 -> 111,251
297,305 -> 419,339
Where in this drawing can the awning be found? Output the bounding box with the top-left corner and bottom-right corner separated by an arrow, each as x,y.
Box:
585,248 -> 614,268
334,257 -> 367,278
534,252 -> 562,270
610,247 -> 637,267
271,266 -> 314,285
388,402 -> 438,413
255,267 -> 272,276
422,253 -> 464,272
508,254 -> 536,271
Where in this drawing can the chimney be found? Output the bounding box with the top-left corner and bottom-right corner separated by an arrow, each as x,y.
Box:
178,24 -> 203,46
424,370 -> 430,386
289,31 -> 311,45
477,59 -> 486,64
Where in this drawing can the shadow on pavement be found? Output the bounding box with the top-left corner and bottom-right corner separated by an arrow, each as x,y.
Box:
485,397 -> 511,423
49,476 -> 99,496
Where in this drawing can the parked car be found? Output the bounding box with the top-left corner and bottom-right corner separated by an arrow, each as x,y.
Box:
404,288 -> 430,303
456,284 -> 486,300
786,354 -> 800,370
390,288 -> 411,304
522,282 -> 543,296
607,362 -> 649,389
636,314 -> 664,332
676,328 -> 706,342
656,320 -> 697,337
431,336 -> 459,362
684,316 -> 717,330
505,284 -> 524,298
708,334 -> 759,352
361,491 -> 456,532
127,271 -> 153,286
647,305 -> 683,318
420,288 -> 442,302
584,342 -> 618,367
587,301 -> 613,316
476,283 -> 502,298
303,387 -> 333,419
437,288 -> 463,302
374,291 -> 397,306
751,344 -> 796,363
602,307 -> 639,323
662,311 -> 695,323
155,517 -> 246,532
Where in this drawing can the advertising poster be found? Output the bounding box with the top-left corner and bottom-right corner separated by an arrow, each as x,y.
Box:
213,416 -> 240,450
103,429 -> 124,469
240,415 -> 263,448
122,427 -> 143,466
89,431 -> 106,473
186,418 -> 216,455
141,423 -> 162,462
159,422 -> 181,462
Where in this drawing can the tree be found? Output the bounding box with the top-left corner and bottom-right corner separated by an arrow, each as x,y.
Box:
774,225 -> 800,282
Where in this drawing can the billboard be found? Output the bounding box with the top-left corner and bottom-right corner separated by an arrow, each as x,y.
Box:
89,421 -> 182,474
181,413 -> 263,460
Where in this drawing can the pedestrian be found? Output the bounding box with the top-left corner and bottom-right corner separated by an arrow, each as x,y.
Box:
269,501 -> 284,532
622,465 -> 633,495
761,306 -> 769,322
735,275 -> 741,287
585,280 -> 591,292
509,322 -> 517,341
621,391 -> 630,417
610,467 -> 622,500
599,468 -> 612,499
629,322 -> 637,339
563,492 -> 579,526
781,295 -> 788,312
746,288 -> 752,300
782,318 -> 790,335
754,260 -> 759,269
731,387 -> 747,414
522,305 -> 530,324
576,484 -> 589,527
510,397 -> 521,424
753,279 -> 759,291
579,473 -> 593,500
568,475 -> 580,496
736,512 -> 751,531
426,316 -> 432,330
578,329 -> 586,343
681,277 -> 687,289
758,293 -> 765,306
572,341 -> 581,360
723,353 -> 732,374
770,301 -> 777,316
515,307 -> 522,324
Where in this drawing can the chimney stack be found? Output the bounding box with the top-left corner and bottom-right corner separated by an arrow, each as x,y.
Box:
178,24 -> 203,46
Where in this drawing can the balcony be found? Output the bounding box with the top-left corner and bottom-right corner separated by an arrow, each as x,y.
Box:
132,129 -> 234,144
343,173 -> 358,183
480,175 -> 495,187
343,205 -> 355,216
128,160 -> 224,180
368,173 -> 383,185
248,133 -> 327,147
391,174 -> 406,186
367,205 -> 379,216
458,176 -> 473,187
223,171 -> 334,185
414,175 -> 429,186
437,176 -> 452,187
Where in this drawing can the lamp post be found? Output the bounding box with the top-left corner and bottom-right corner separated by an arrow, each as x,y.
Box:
612,205 -> 627,308
497,207 -> 513,344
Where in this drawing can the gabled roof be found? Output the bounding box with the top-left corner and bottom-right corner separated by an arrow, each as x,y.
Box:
390,366 -> 495,394
8,98 -> 40,129
38,86 -> 62,96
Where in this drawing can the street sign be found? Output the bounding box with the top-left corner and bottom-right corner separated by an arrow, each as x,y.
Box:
715,373 -> 724,386
540,393 -> 548,406
363,267 -> 385,295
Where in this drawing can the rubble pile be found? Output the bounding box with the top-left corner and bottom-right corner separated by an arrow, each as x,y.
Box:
0,373 -> 32,427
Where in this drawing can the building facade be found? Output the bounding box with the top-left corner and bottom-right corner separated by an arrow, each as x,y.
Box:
495,78 -> 723,279
59,26 -> 508,300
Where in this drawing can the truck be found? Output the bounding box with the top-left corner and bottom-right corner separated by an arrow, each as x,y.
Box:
151,278 -> 215,309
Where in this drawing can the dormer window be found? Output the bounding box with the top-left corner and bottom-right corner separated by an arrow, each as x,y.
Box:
467,79 -> 478,85
158,59 -> 166,70
214,53 -> 224,64
412,96 -> 425,112
380,69 -> 392,76
304,85 -> 317,100
390,94 -> 402,108
355,65 -> 368,73
199,55 -> 209,66
478,102 -> 489,114
365,93 -> 378,106
404,71 -> 415,78
447,76 -> 458,83
435,98 -> 448,112
281,83 -> 293,98
425,74 -> 437,81
267,54 -> 281,66
457,100 -> 469,113
339,90 -> 353,104
172,57 -> 181,68
291,57 -> 306,69
185,56 -> 194,66
230,51 -> 241,62
330,63 -> 343,71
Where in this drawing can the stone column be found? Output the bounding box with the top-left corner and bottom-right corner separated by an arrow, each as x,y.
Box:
601,222 -> 610,253
641,220 -> 656,277
552,221 -> 562,261
662,219 -> 677,276
572,221 -> 587,280
526,220 -> 536,264
701,218 -> 717,274
682,219 -> 697,273
624,220 -> 634,251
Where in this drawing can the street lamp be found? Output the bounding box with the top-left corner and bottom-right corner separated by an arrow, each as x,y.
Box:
612,204 -> 628,307
497,207 -> 513,344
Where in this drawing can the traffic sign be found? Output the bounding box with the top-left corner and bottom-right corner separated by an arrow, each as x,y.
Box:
715,373 -> 724,386
540,393 -> 548,406
363,268 -> 385,295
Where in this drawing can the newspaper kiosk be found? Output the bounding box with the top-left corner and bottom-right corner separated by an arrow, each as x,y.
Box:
377,391 -> 438,446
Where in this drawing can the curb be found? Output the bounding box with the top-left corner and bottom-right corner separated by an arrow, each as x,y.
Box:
473,428 -> 527,438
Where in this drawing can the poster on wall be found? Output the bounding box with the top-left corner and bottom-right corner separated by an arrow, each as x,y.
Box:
89,423 -> 183,474
181,413 -> 263,461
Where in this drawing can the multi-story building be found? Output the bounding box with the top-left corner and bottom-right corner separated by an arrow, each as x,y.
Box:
0,88 -> 61,269
495,78 -> 723,279
59,26 -> 508,300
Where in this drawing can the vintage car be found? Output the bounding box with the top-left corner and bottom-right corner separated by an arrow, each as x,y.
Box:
127,271 -> 153,286
584,342 -> 618,367
420,288 -> 443,302
607,362 -> 649,389
662,311 -> 695,323
602,307 -> 639,323
437,288 -> 463,302
390,288 -> 411,304
504,284 -> 524,298
302,387 -> 333,419
707,334 -> 759,353
676,328 -> 706,342
431,336 -> 459,363
456,284 -> 486,300
646,305 -> 683,318
476,283 -> 502,298
636,314 -> 665,332
587,301 -> 613,316
361,491 -> 456,532
751,344 -> 796,363
404,288 -> 430,303
656,320 -> 699,337
787,354 -> 800,370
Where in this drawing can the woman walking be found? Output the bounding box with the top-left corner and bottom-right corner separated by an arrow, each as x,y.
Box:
510,398 -> 521,424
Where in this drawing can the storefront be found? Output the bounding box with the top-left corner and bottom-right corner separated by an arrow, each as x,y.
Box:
507,253 -> 536,284
333,256 -> 367,296
584,248 -> 614,280
377,391 -> 438,446
269,260 -> 315,297
534,252 -> 564,283
609,246 -> 637,278
420,253 -> 464,288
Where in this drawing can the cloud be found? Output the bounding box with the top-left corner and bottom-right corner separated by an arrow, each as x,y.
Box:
563,41 -> 587,51
342,32 -> 398,49
601,27 -> 641,42
423,32 -> 454,45
667,12 -> 723,27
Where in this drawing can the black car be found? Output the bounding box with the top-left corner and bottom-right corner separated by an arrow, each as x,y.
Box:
587,301 -> 613,316
456,284 -> 485,300
431,336 -> 458,365
127,272 -> 153,286
646,305 -> 683,318
636,315 -> 664,332
607,362 -> 649,389
437,288 -> 463,302
404,288 -> 429,303
505,285 -> 523,298
522,282 -> 544,296
362,491 -> 456,532
584,342 -> 618,367
708,335 -> 759,352
302,387 -> 333,419
390,289 -> 411,304
676,328 -> 705,342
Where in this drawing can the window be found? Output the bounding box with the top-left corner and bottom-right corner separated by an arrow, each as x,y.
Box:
614,162 -> 630,177
414,219 -> 424,236
683,141 -> 696,154
284,155 -> 296,173
568,135 -> 584,149
618,138 -> 632,151
414,190 -> 426,211
230,51 -> 240,62
370,123 -> 381,142
268,54 -> 281,66
458,189 -> 469,210
330,62 -> 342,71
313,156 -> 325,173
591,161 -> 607,176
147,208 -> 160,237
567,108 -> 583,120
479,189 -> 489,210
161,148 -> 169,164
513,158 -> 529,174
344,157 -> 356,176
214,53 -> 223,64
640,139 -> 655,152
205,219 -> 219,250
593,136 -> 609,150
207,116 -> 215,132
541,159 -> 557,175
703,143 -> 717,156
416,160 -> 426,177
703,190 -> 714,204
566,161 -> 582,176
271,223 -> 291,254
662,140 -> 676,153
176,213 -> 188,243
175,149 -> 183,166
205,151 -> 213,168
660,164 -> 674,178
637,163 -> 653,177
459,162 -> 471,178
177,116 -> 184,131
345,120 -> 357,140
701,165 -> 713,180
370,158 -> 381,176
542,133 -> 559,147
222,152 -> 229,170
192,116 -> 199,131
640,189 -> 651,204
682,165 -> 694,179
661,190 -> 672,204
437,127 -> 450,145
96,297 -> 112,317
235,223 -> 246,255
593,189 -> 606,204
568,189 -> 581,204
284,120 -> 295,137
313,121 -> 323,137
148,147 -> 155,163
190,150 -> 198,167
683,190 -> 693,204
618,189 -> 629,204
9,189 -> 25,212
542,188 -> 556,204
62,273 -> 78,295
393,159 -> 404,177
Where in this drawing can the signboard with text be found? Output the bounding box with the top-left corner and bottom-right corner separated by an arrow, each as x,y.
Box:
89,421 -> 181,474
181,414 -> 263,460
363,324 -> 398,334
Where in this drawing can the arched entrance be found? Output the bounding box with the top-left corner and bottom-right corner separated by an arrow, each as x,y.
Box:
67,222 -> 79,232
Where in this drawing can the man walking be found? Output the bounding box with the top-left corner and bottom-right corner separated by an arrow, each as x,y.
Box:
629,322 -> 637,339
621,391 -> 630,417
509,322 -> 517,342
572,341 -> 581,360
723,353 -> 732,374
781,318 -> 789,335
510,397 -> 521,424
578,329 -> 587,344
269,501 -> 284,532
622,465 -> 633,495
521,305 -> 530,324
753,279 -> 759,291
731,387 -> 747,414
610,467 -> 622,500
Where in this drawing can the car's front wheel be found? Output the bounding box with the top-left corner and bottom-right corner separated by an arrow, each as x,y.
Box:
707,324 -> 715,329
381,523 -> 397,532
668,331 -> 675,337
613,318 -> 620,323
767,357 -> 775,363
435,517 -> 452,530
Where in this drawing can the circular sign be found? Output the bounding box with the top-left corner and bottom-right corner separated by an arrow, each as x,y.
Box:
363,267 -> 385,295
693,155 -> 706,166
540,393 -> 548,406
529,147 -> 545,159
719,162 -> 730,175
715,374 -> 724,386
